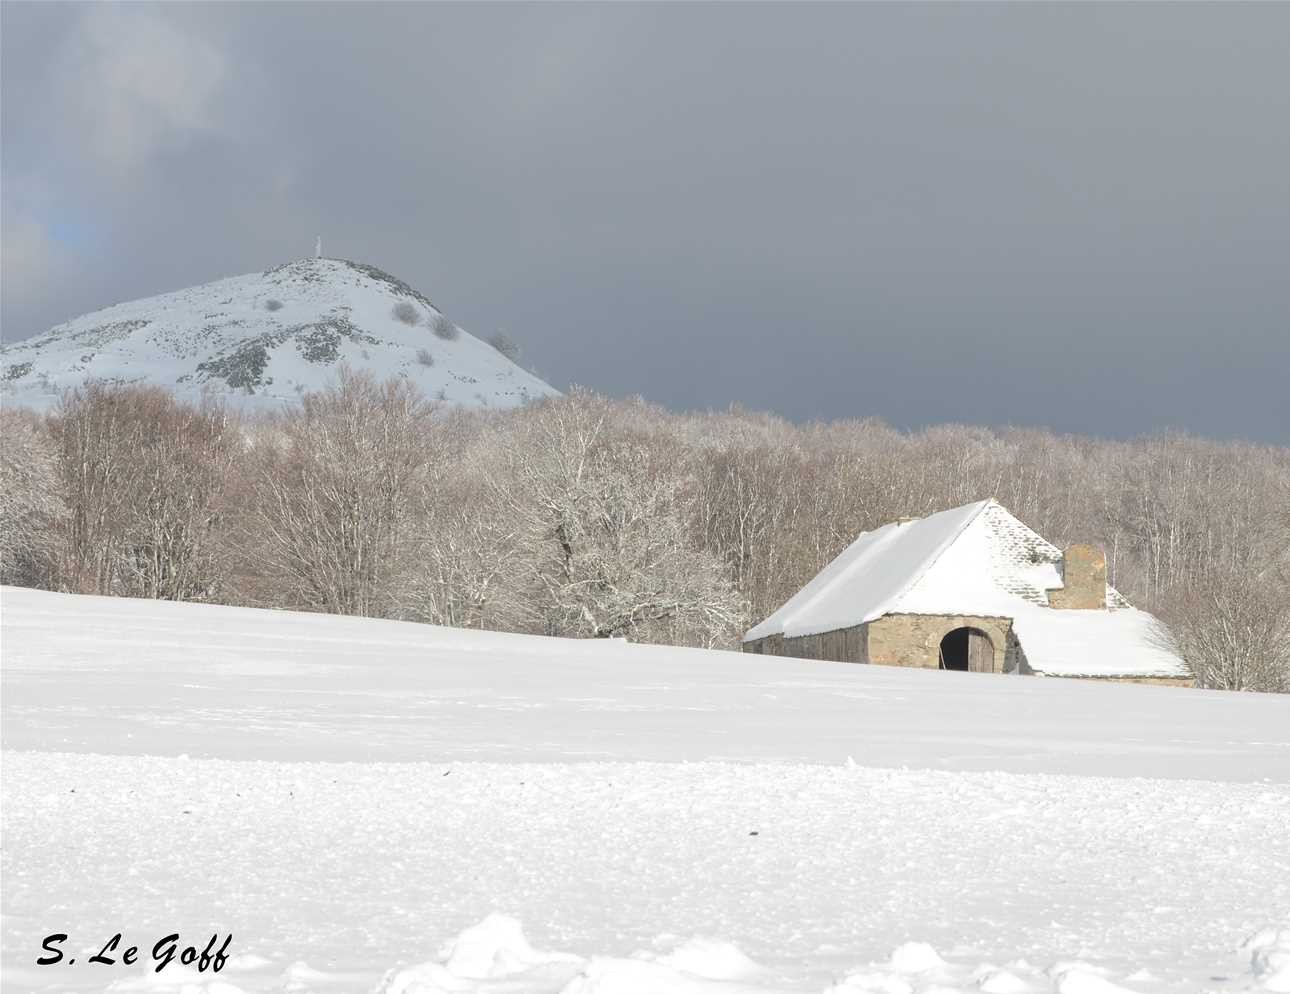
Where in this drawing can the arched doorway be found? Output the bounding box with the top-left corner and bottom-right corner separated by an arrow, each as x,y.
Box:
938,627 -> 994,672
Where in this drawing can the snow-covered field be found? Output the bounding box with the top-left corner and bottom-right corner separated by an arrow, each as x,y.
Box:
3,587 -> 1289,994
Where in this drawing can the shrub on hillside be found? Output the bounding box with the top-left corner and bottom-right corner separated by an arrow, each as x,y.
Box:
488,331 -> 520,363
392,301 -> 420,326
432,315 -> 459,341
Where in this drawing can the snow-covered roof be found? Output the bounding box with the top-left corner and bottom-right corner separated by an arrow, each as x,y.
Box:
744,501 -> 990,643
1010,607 -> 1181,679
744,499 -> 1186,678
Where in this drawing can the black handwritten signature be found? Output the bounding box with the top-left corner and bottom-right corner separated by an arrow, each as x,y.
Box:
38,933 -> 231,974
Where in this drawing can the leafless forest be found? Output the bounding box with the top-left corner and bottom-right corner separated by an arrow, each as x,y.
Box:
2,373 -> 1287,692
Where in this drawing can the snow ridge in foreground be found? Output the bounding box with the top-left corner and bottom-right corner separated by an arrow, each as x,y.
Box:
105,912 -> 1290,994
4,753 -> 1288,994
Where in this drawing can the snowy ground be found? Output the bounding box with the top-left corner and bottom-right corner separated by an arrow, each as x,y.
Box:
4,589 -> 1287,779
3,587 -> 1289,994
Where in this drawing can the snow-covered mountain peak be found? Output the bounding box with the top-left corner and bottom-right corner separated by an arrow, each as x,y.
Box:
0,257 -> 560,412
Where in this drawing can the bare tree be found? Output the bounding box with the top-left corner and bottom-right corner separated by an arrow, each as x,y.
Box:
0,408 -> 62,587
45,385 -> 236,599
493,391 -> 745,646
1157,564 -> 1290,692
120,395 -> 237,600
410,481 -> 522,630
244,369 -> 436,617
46,385 -> 140,593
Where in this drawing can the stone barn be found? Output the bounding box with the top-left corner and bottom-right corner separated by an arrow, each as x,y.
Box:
742,499 -> 1191,685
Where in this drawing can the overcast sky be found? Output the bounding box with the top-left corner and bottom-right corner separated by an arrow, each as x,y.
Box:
3,3 -> 1287,441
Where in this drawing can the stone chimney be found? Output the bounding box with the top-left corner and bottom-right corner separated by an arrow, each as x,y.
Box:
1048,543 -> 1107,610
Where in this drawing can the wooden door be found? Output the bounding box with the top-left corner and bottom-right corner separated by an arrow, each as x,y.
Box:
967,629 -> 994,672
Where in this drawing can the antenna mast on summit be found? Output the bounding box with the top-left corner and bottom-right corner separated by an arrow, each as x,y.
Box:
315,235 -> 322,259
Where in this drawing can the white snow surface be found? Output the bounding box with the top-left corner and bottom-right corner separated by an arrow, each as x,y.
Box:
2,586 -> 1279,776
1008,608 -> 1186,679
3,587 -> 1289,994
744,502 -> 987,643
0,258 -> 559,412
743,501 -> 1185,679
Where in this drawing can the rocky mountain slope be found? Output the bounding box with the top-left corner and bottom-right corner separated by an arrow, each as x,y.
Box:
0,257 -> 559,411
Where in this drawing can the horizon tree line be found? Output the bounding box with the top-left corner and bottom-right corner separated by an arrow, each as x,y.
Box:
2,372 -> 1287,692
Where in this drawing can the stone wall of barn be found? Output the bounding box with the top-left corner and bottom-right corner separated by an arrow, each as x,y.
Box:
864,614 -> 1014,673
1057,674 -> 1195,687
743,612 -> 1190,685
744,614 -> 1017,673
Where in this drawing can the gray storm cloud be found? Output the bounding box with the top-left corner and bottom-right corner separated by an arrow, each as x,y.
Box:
2,2 -> 1287,441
